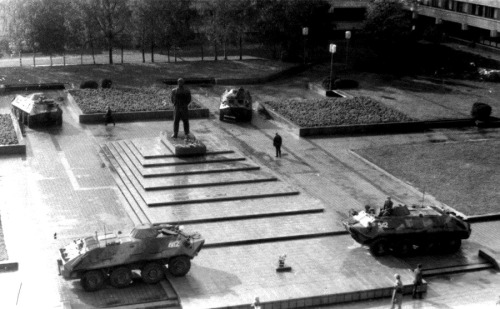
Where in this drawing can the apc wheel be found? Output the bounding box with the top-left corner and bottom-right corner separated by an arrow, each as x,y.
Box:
443,239 -> 462,253
369,239 -> 389,256
169,256 -> 191,277
142,262 -> 165,284
394,240 -> 414,257
81,270 -> 105,292
109,267 -> 132,288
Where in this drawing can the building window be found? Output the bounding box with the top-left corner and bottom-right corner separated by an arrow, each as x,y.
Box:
455,1 -> 465,13
484,6 -> 494,19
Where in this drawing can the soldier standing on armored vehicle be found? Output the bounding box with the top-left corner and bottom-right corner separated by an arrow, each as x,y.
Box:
170,78 -> 191,138
381,196 -> 393,216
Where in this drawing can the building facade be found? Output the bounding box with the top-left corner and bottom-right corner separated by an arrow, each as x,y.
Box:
408,0 -> 500,47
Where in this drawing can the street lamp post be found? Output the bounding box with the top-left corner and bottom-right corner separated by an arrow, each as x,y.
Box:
328,44 -> 336,93
302,27 -> 309,64
345,31 -> 351,66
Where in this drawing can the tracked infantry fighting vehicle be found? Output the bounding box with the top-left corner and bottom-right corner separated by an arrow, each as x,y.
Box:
219,88 -> 252,121
11,93 -> 62,128
343,204 -> 471,256
57,223 -> 204,291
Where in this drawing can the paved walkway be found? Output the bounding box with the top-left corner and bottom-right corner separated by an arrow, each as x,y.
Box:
0,77 -> 499,308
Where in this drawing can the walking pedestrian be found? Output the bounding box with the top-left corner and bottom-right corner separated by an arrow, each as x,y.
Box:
273,133 -> 282,158
104,106 -> 115,126
391,273 -> 404,309
170,78 -> 191,138
412,264 -> 424,299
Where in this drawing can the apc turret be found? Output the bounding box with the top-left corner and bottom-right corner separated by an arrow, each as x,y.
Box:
57,223 -> 204,291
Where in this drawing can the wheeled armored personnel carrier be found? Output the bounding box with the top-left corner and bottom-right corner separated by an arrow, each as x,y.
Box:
11,93 -> 62,128
343,204 -> 471,256
219,88 -> 252,121
57,223 -> 204,291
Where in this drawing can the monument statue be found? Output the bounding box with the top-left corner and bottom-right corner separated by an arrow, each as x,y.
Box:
170,78 -> 191,139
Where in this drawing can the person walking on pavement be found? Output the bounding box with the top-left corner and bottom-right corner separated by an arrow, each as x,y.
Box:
170,78 -> 191,138
413,264 -> 424,299
273,133 -> 282,158
104,106 -> 115,126
391,273 -> 404,309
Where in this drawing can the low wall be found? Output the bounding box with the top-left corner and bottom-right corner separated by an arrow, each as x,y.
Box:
261,102 -> 500,137
0,113 -> 26,156
67,93 -> 209,124
0,83 -> 65,93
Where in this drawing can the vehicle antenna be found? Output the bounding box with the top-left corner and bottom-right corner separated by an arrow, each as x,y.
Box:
104,225 -> 107,246
95,231 -> 98,247
421,189 -> 425,207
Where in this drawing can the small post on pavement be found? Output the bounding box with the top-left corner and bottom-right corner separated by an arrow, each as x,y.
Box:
328,44 -> 336,96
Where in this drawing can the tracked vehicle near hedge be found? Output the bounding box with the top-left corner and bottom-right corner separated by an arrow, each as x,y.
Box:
219,88 -> 252,122
57,223 -> 204,291
343,204 -> 471,256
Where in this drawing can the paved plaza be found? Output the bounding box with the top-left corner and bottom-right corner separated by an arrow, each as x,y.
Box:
0,77 -> 499,309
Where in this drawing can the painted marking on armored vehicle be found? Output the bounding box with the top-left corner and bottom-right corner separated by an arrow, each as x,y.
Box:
57,223 -> 204,291
343,204 -> 471,256
219,88 -> 252,122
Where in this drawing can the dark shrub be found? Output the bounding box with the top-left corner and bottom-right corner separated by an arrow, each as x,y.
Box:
334,79 -> 359,89
101,79 -> 113,88
80,80 -> 99,89
321,76 -> 339,90
471,102 -> 492,121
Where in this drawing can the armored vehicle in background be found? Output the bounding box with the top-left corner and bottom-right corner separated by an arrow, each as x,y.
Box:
343,204 -> 471,256
11,93 -> 62,128
219,88 -> 252,122
57,223 -> 204,291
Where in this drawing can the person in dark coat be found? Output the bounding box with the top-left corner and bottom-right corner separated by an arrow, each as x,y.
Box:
273,133 -> 282,158
380,196 -> 393,216
412,264 -> 424,299
104,106 -> 115,126
170,78 -> 191,138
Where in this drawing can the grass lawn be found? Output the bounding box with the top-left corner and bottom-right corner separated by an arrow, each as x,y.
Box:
0,114 -> 18,145
355,140 -> 500,216
0,60 -> 294,89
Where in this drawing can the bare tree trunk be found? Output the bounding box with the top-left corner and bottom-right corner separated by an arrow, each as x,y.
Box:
174,45 -> 177,63
33,48 -> 35,67
63,51 -> 66,66
201,44 -> 204,61
91,41 -> 96,64
19,51 -> 22,67
81,45 -> 83,65
214,42 -> 218,61
239,35 -> 242,60
108,45 -> 113,64
50,54 -> 53,66
121,46 -> 124,64
223,41 -> 227,60
151,41 -> 154,63
167,49 -> 170,62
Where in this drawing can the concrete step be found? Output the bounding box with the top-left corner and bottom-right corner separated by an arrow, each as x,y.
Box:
137,194 -> 325,226
114,141 -> 261,177
100,144 -> 150,224
183,212 -> 340,247
423,262 -> 493,277
131,137 -> 233,159
141,170 -> 278,190
145,181 -> 300,206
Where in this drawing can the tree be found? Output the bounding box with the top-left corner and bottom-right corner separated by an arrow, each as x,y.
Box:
85,0 -> 132,64
66,1 -> 102,64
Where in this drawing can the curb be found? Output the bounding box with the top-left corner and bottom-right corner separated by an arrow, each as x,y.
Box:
0,113 -> 26,156
479,248 -> 500,271
0,261 -> 19,272
0,83 -> 65,93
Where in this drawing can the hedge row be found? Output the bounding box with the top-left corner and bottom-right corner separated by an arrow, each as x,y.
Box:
264,97 -> 415,127
0,114 -> 18,145
70,88 -> 203,114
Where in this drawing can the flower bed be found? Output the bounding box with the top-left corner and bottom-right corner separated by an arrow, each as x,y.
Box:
264,97 -> 415,127
70,87 -> 204,114
0,114 -> 19,145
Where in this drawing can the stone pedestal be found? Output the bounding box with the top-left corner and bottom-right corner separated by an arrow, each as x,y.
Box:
160,131 -> 207,157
